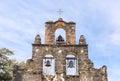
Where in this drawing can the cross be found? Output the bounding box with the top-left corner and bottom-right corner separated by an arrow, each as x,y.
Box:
57,9 -> 63,18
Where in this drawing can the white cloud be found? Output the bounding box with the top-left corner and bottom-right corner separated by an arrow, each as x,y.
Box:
80,0 -> 120,47
108,67 -> 120,81
108,32 -> 120,45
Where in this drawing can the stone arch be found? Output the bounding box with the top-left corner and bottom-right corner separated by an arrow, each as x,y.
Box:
45,19 -> 76,45
53,22 -> 68,45
66,51 -> 77,57
43,51 -> 54,57
54,21 -> 67,31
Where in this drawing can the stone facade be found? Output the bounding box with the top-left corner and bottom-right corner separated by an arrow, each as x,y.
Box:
45,18 -> 76,45
13,18 -> 108,81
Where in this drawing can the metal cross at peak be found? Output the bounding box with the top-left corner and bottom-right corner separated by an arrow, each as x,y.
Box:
57,9 -> 63,18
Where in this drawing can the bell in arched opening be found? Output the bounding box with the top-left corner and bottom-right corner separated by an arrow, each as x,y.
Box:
68,60 -> 74,68
56,35 -> 65,45
45,60 -> 51,67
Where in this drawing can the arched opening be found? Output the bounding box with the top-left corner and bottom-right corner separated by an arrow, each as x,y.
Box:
43,54 -> 55,75
55,28 -> 66,44
66,54 -> 78,75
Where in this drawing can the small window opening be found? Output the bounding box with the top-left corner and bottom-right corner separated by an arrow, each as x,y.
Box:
43,55 -> 55,75
66,54 -> 77,75
55,28 -> 66,44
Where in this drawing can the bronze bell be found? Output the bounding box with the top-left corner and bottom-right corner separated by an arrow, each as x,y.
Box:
45,60 -> 51,67
68,60 -> 74,68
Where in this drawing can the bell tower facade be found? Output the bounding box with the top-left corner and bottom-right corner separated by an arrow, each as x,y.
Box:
45,18 -> 76,45
13,18 -> 108,81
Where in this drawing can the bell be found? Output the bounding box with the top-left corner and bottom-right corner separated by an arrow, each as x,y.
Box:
45,60 -> 51,67
68,60 -> 74,68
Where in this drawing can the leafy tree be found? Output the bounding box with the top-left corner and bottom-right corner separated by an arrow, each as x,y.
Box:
0,48 -> 26,81
0,48 -> 14,81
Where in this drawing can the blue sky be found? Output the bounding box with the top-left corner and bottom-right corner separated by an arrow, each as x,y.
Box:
0,0 -> 120,81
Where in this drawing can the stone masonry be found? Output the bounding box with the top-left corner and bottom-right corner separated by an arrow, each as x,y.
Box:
45,18 -> 76,45
13,18 -> 108,81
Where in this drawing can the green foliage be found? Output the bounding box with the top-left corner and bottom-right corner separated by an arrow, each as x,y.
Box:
0,72 -> 12,81
0,48 -> 26,81
0,48 -> 14,81
0,48 -> 13,56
